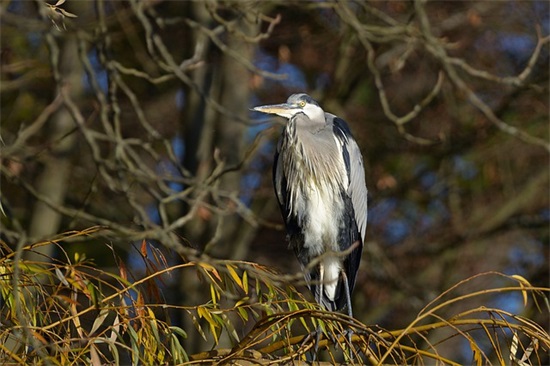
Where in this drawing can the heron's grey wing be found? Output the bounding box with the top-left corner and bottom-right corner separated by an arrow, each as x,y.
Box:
331,114 -> 368,306
331,115 -> 368,242
346,136 -> 368,241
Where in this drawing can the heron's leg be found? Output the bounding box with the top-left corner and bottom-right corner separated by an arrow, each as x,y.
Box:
341,270 -> 354,360
313,262 -> 324,359
341,270 -> 353,318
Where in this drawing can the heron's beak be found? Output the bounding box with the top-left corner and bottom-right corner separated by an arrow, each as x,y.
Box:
251,103 -> 296,118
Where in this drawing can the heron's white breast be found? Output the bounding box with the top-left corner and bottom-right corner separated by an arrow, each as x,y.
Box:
294,180 -> 344,302
287,135 -> 348,254
300,179 -> 342,255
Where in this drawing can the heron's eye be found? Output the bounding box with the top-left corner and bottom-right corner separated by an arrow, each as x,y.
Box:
298,101 -> 306,107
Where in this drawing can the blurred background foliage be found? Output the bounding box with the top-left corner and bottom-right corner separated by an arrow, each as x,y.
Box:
1,0 -> 549,364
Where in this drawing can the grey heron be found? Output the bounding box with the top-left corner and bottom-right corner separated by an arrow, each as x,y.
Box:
253,93 -> 368,319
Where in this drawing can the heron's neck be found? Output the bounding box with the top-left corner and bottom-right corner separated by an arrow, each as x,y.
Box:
282,119 -> 346,191
284,114 -> 324,146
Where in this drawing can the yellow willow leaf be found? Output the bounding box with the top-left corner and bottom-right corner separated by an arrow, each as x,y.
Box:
148,307 -> 161,344
197,306 -> 215,325
242,270 -> 249,294
511,274 -> 532,306
210,283 -> 218,304
197,306 -> 206,319
226,264 -> 243,290
234,296 -> 250,307
210,320 -> 219,344
299,316 -> 311,333
197,306 -> 219,343
470,339 -> 483,366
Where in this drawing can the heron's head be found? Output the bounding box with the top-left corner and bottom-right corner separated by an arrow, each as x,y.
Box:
252,93 -> 324,122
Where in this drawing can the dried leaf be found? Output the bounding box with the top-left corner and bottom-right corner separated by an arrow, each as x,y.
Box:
31,330 -> 48,345
90,308 -> 109,335
90,344 -> 101,366
198,262 -> 222,282
119,260 -> 128,281
221,313 -> 240,343
57,8 -> 77,18
188,311 -> 207,341
109,314 -> 120,343
150,245 -> 169,270
55,267 -> 69,287
140,240 -> 148,258
136,292 -> 145,319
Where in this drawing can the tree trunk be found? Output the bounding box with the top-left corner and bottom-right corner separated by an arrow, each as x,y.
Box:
25,33 -> 83,262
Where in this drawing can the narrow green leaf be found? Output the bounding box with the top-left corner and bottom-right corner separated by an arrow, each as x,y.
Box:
168,326 -> 187,339
126,324 -> 140,366
170,333 -> 189,363
237,306 -> 249,322
107,338 -> 120,365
